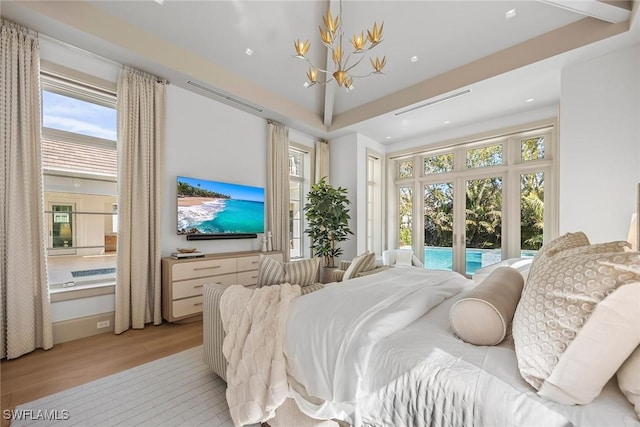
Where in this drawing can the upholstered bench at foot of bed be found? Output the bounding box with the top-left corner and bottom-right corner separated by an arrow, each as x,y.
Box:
203,283 -> 228,382
203,282 -> 325,382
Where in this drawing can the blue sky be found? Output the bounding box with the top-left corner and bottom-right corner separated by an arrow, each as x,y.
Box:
42,91 -> 117,140
178,176 -> 264,202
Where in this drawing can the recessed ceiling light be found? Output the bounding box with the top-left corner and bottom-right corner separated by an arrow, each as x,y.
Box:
506,8 -> 516,19
245,48 -> 253,56
525,98 -> 535,103
444,120 -> 451,125
386,136 -> 391,140
153,0 -> 164,4
410,56 -> 418,63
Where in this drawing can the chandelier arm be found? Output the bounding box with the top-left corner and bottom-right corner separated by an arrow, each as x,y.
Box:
301,57 -> 332,75
344,48 -> 372,73
347,71 -> 376,79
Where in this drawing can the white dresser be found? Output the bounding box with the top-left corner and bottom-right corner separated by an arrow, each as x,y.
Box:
161,250 -> 283,322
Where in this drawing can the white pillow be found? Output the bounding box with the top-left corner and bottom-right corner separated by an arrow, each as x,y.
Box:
382,249 -> 397,266
618,346 -> 640,419
538,281 -> 640,405
512,248 -> 640,403
472,258 -> 533,284
395,249 -> 413,267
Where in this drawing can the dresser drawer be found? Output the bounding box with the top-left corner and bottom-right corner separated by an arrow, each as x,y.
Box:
172,273 -> 236,299
237,270 -> 259,286
237,255 -> 260,272
172,258 -> 236,281
172,296 -> 203,318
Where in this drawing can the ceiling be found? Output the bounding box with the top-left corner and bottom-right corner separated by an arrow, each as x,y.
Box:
1,1 -> 639,145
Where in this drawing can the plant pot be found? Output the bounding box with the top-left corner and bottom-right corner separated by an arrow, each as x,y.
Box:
319,266 -> 338,284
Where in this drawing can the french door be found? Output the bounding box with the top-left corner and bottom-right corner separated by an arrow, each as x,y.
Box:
421,172 -> 505,276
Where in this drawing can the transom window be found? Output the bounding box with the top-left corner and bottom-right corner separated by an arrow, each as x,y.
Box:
424,153 -> 453,174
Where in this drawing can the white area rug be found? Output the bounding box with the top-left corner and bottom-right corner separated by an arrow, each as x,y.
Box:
12,346 -> 252,427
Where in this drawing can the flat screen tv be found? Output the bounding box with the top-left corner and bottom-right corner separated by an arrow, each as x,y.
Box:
177,176 -> 264,237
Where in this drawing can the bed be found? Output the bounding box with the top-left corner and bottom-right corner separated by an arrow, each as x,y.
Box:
203,238 -> 640,427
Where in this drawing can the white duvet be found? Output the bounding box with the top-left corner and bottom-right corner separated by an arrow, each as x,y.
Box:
284,268 -> 470,422
284,267 -> 640,427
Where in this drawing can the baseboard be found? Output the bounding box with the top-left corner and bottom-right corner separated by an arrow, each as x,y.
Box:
52,312 -> 115,344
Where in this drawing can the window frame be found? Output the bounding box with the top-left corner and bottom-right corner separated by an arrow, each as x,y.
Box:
288,142 -> 314,260
40,65 -> 119,292
366,149 -> 384,255
389,121 -> 557,275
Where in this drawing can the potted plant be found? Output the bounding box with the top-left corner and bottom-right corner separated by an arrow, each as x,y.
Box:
304,177 -> 354,281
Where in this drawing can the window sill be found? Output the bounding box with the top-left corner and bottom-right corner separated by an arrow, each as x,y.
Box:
50,280 -> 115,302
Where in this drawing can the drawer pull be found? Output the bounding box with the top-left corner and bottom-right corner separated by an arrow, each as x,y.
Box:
251,261 -> 259,264
194,302 -> 203,307
193,265 -> 221,271
215,281 -> 222,285
194,284 -> 204,288
252,275 -> 258,279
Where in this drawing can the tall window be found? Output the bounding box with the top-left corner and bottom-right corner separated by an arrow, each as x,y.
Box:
366,151 -> 383,254
393,125 -> 555,276
289,144 -> 313,259
41,70 -> 118,291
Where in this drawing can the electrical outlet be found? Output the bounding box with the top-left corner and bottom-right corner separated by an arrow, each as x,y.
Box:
97,320 -> 110,329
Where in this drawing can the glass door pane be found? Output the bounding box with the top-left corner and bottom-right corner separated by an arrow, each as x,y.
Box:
398,186 -> 413,248
521,172 -> 545,258
424,182 -> 454,270
465,177 -> 503,275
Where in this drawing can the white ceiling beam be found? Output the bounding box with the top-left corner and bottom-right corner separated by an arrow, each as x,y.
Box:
539,0 -> 632,23
322,0 -> 337,127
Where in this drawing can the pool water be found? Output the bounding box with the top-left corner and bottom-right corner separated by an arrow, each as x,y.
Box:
424,247 -> 537,275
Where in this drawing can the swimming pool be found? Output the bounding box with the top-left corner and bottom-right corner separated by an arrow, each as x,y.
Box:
423,247 -> 537,275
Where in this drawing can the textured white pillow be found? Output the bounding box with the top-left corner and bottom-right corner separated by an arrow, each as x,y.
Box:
538,282 -> 640,405
450,267 -> 524,346
395,249 -> 413,267
512,249 -> 640,402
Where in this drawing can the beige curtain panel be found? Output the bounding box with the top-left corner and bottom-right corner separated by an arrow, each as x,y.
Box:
115,67 -> 166,334
267,120 -> 290,262
0,19 -> 54,359
315,140 -> 330,184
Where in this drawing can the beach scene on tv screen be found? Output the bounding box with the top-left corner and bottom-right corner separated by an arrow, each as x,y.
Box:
177,176 -> 264,235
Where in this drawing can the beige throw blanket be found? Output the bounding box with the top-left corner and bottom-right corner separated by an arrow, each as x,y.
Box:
220,283 -> 301,427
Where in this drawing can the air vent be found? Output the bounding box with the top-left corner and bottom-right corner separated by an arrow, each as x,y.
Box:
186,80 -> 264,113
394,89 -> 472,117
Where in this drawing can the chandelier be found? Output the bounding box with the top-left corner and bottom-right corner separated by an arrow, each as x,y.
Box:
293,0 -> 386,91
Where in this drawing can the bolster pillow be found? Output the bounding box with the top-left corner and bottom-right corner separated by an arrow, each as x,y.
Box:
450,266 -> 525,346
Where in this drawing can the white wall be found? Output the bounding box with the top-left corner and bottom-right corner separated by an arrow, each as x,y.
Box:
329,134 -> 358,261
559,45 -> 640,243
161,85 -> 267,255
356,134 -> 387,254
329,133 -> 387,261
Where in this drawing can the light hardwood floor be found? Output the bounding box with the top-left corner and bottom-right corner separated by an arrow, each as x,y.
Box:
1,320 -> 203,427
